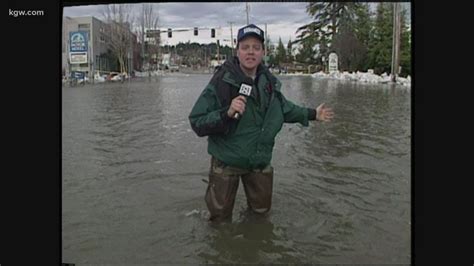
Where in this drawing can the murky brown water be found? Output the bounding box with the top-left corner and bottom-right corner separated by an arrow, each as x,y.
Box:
62,74 -> 411,264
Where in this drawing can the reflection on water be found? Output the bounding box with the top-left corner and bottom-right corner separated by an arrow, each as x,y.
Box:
62,75 -> 411,264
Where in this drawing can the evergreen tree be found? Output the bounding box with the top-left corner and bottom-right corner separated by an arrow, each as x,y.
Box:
287,38 -> 294,63
318,34 -> 329,66
265,36 -> 277,67
275,37 -> 287,66
368,3 -> 393,74
353,3 -> 373,70
296,35 -> 316,64
265,34 -> 272,54
295,2 -> 361,48
332,24 -> 366,72
294,2 -> 410,74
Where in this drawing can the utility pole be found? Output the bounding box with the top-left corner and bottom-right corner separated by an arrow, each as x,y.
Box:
128,51 -> 131,82
229,21 -> 234,56
157,35 -> 161,71
246,3 -> 250,24
130,31 -> 134,77
217,39 -> 220,65
66,33 -> 69,81
264,23 -> 267,56
175,45 -> 178,65
141,4 -> 145,72
89,32 -> 93,84
391,2 -> 401,82
98,25 -> 101,75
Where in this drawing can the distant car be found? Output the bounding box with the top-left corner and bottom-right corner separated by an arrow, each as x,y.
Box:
169,65 -> 179,72
111,74 -> 122,81
107,72 -> 121,81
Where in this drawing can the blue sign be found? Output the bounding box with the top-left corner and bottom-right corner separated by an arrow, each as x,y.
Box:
71,71 -> 85,79
69,31 -> 88,52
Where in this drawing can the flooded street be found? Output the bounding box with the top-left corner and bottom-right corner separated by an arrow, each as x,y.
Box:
62,74 -> 411,264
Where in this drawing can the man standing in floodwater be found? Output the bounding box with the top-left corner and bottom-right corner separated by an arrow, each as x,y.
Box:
189,24 -> 334,223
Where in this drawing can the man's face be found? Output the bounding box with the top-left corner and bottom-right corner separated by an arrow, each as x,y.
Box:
237,36 -> 264,72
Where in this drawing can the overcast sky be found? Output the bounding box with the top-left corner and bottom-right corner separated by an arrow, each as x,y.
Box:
63,2 -> 313,46
64,2 -> 411,47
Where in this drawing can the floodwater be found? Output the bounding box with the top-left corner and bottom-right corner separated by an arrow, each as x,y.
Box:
62,74 -> 411,264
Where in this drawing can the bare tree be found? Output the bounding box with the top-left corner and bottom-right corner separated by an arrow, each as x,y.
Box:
102,4 -> 135,74
136,3 -> 160,72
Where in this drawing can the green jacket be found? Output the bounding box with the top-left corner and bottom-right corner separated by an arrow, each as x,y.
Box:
189,57 -> 316,169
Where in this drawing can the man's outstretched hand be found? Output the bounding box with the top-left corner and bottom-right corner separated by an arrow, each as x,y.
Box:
316,103 -> 334,122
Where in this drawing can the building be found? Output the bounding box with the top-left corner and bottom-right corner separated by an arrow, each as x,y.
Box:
62,16 -> 138,80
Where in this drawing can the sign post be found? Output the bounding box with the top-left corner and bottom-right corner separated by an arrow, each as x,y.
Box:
69,31 -> 88,64
328,52 -> 338,73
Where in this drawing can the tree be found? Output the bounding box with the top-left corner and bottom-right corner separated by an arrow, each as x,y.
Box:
287,38 -> 294,63
295,2 -> 364,72
353,3 -> 372,48
367,3 -> 393,74
264,35 -> 276,66
353,3 -> 373,70
102,4 -> 135,73
295,35 -> 316,64
295,3 -> 361,48
318,34 -> 329,66
275,37 -> 286,66
136,3 -> 160,72
332,24 -> 366,72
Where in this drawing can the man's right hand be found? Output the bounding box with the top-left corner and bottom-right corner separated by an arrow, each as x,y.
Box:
227,95 -> 247,118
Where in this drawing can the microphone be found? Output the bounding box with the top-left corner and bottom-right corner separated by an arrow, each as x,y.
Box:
233,82 -> 253,119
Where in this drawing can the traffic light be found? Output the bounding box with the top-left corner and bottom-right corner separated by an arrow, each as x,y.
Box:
168,28 -> 172,38
194,27 -> 198,36
211,28 -> 215,38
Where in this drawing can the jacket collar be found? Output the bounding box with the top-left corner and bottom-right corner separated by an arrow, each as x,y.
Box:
222,56 -> 278,90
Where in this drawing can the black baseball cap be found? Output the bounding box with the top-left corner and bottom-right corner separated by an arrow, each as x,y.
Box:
237,24 -> 265,43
